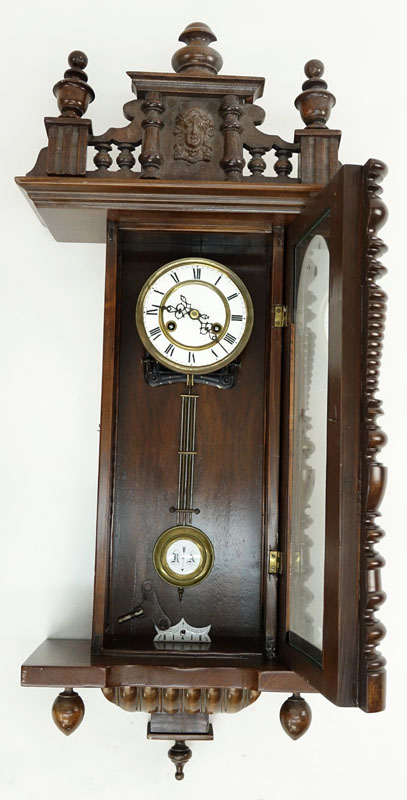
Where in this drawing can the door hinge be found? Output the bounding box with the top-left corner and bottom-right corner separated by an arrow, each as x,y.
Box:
268,550 -> 282,574
273,305 -> 288,328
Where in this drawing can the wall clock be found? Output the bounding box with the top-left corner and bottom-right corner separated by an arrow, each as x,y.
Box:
17,21 -> 387,781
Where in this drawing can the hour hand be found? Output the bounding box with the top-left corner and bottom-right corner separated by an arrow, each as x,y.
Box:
152,303 -> 177,313
153,296 -> 191,319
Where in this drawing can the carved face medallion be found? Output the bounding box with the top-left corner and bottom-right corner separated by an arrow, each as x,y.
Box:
174,107 -> 214,163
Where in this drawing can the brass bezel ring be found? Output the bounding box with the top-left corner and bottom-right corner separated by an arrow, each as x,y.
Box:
135,257 -> 254,375
152,525 -> 214,587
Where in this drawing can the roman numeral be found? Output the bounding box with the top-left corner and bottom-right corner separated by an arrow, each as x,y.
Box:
224,332 -> 237,345
165,344 -> 175,357
188,351 -> 196,364
227,292 -> 238,301
231,314 -> 243,322
146,308 -> 158,315
149,326 -> 161,340
211,349 -> 219,359
214,275 -> 222,286
193,267 -> 201,280
154,289 -> 164,295
170,272 -> 180,283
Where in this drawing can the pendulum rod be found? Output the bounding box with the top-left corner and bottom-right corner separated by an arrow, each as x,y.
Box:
174,374 -> 199,526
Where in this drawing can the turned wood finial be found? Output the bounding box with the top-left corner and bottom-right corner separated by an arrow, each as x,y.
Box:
295,60 -> 336,128
52,688 -> 85,736
168,741 -> 192,781
279,693 -> 312,740
171,22 -> 223,75
53,50 -> 95,118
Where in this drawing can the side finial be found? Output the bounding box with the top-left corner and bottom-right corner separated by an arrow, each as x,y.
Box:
295,60 -> 336,128
53,50 -> 95,117
171,22 -> 223,74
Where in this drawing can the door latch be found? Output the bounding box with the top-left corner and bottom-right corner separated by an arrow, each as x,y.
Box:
268,550 -> 282,574
273,305 -> 288,328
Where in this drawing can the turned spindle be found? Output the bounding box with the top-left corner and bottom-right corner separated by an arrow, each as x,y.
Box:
360,159 -> 388,713
220,94 -> 245,181
274,148 -> 293,178
139,92 -> 165,178
93,143 -> 113,172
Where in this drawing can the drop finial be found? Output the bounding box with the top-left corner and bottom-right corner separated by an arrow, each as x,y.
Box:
171,22 -> 223,75
52,688 -> 85,735
168,741 -> 192,780
279,693 -> 312,740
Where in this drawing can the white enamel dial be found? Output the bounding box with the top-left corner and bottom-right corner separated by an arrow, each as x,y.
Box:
136,257 -> 254,374
165,539 -> 202,576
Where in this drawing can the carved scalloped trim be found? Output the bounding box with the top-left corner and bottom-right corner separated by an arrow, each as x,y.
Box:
360,159 -> 388,713
102,685 -> 261,714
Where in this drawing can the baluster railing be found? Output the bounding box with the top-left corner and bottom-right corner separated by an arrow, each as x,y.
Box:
117,144 -> 136,172
93,143 -> 113,172
273,148 -> 294,179
246,147 -> 267,177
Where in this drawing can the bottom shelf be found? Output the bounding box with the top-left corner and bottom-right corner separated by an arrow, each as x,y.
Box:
21,638 -> 315,693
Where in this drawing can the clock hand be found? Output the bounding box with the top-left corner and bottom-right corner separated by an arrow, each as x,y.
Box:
160,294 -> 207,323
152,303 -> 178,313
185,310 -> 220,340
154,298 -> 221,340
153,296 -> 191,318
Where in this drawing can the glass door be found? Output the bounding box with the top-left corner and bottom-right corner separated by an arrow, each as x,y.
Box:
279,165 -> 365,706
288,216 -> 330,665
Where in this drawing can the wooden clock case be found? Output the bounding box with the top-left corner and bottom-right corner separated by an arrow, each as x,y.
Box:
17,22 -> 387,777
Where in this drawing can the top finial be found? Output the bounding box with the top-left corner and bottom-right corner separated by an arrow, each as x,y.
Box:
171,22 -> 223,75
53,50 -> 95,117
295,59 -> 335,128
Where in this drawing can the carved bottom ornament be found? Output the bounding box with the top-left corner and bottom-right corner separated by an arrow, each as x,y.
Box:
102,685 -> 260,714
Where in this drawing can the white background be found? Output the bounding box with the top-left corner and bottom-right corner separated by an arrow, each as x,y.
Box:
1,1 -> 405,797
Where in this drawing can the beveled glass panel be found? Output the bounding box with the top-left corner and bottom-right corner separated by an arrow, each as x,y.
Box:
288,213 -> 330,664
